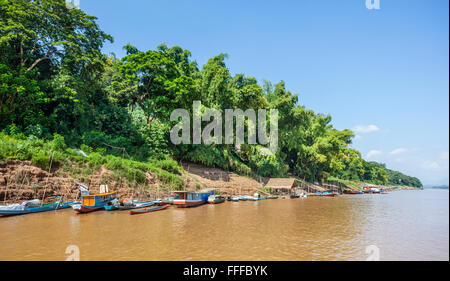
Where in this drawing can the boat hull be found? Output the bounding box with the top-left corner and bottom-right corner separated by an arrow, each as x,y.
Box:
129,204 -> 170,215
173,200 -> 205,208
0,202 -> 76,217
322,193 -> 338,197
344,190 -> 362,194
104,205 -> 119,211
207,199 -> 225,204
117,201 -> 155,210
73,205 -> 104,213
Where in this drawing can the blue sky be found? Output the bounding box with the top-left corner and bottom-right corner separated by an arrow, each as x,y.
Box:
80,0 -> 449,185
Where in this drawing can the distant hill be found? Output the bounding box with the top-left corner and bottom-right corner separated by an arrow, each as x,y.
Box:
425,185 -> 449,189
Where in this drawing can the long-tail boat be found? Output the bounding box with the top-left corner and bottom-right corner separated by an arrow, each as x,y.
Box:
104,199 -> 155,210
207,195 -> 225,204
239,195 -> 249,201
322,191 -> 338,197
118,200 -> 154,210
0,197 -> 77,217
129,204 -> 170,215
72,191 -> 117,213
344,190 -> 363,194
172,189 -> 214,208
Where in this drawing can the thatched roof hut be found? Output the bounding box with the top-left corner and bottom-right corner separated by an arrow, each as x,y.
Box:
265,178 -> 298,194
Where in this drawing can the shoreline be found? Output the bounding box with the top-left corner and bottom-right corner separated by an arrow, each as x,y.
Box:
0,159 -> 422,205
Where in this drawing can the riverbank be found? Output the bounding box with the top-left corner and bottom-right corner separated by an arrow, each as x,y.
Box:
0,159 -> 265,204
0,157 -> 420,205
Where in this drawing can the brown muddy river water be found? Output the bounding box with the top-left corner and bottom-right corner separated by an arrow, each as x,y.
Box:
0,189 -> 448,261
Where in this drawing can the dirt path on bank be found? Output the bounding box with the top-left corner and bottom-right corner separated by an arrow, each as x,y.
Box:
182,163 -> 266,196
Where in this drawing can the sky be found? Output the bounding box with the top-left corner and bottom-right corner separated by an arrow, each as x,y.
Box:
79,0 -> 449,185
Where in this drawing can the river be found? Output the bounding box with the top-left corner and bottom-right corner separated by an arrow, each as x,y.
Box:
0,189 -> 448,261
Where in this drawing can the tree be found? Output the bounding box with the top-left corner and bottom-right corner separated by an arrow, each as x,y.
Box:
110,45 -> 197,124
0,0 -> 112,74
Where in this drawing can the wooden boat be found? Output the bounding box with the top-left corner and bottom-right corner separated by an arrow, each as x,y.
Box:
307,192 -> 322,196
207,195 -> 225,204
153,197 -> 173,205
0,198 -> 77,217
344,190 -> 363,194
129,204 -> 170,215
231,196 -> 240,202
104,198 -> 119,211
118,200 -> 154,210
172,189 -> 214,208
72,191 -> 117,213
267,195 -> 279,199
104,204 -> 119,211
239,195 -> 248,201
290,194 -> 300,199
322,192 -> 338,197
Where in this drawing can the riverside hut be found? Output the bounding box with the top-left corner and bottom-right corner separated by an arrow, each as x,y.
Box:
265,178 -> 298,195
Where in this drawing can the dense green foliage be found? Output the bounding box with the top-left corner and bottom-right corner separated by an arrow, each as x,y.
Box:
0,0 -> 422,188
0,133 -> 183,189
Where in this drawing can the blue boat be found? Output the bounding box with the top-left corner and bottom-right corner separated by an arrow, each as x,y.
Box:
104,203 -> 119,211
0,199 -> 78,217
173,189 -> 214,208
72,191 -> 117,213
117,200 -> 155,210
239,195 -> 248,201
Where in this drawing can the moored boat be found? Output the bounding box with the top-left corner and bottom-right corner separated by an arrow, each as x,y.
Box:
238,195 -> 248,201
344,190 -> 363,194
104,198 -> 119,211
153,197 -> 174,205
129,204 -> 171,215
322,192 -> 338,197
231,196 -> 240,202
308,191 -> 322,196
0,198 -> 77,217
72,191 -> 117,213
117,200 -> 155,210
207,195 -> 225,204
172,189 -> 214,208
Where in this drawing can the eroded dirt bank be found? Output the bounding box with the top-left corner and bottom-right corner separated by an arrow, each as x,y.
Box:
0,160 -> 266,204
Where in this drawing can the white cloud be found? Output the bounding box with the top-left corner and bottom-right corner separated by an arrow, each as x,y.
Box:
366,150 -> 382,159
390,148 -> 407,155
440,151 -> 449,160
352,125 -> 380,134
422,161 -> 440,170
354,135 -> 362,140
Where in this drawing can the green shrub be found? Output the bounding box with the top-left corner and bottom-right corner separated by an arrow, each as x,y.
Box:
51,133 -> 66,151
32,152 -> 51,170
